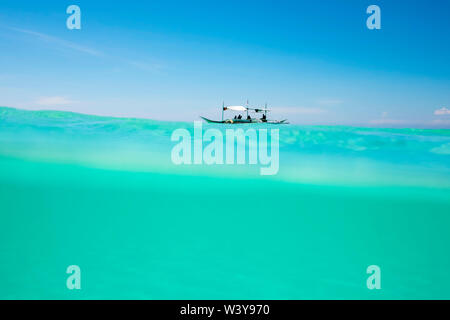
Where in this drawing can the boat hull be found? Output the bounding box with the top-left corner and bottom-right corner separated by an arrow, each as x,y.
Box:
200,117 -> 288,124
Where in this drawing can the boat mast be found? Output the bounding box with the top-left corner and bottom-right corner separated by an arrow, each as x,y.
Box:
246,99 -> 249,118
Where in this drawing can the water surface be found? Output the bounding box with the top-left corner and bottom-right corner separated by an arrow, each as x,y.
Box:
1,107 -> 449,299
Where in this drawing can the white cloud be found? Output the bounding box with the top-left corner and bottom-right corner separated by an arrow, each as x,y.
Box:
10,27 -> 103,57
369,119 -> 408,125
36,96 -> 76,106
127,60 -> 165,72
276,107 -> 326,115
317,99 -> 343,106
431,119 -> 450,125
434,107 -> 450,115
368,118 -> 450,128
8,28 -> 164,74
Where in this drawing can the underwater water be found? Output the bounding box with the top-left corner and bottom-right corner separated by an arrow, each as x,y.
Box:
0,106 -> 449,299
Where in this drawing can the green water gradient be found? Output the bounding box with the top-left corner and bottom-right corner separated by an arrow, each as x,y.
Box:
0,107 -> 449,299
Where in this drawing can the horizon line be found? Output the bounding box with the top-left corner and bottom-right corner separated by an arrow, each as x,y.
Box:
1,105 -> 449,131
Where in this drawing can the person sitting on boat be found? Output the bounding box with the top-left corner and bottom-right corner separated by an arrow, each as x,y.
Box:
247,115 -> 251,120
261,114 -> 267,122
238,114 -> 242,119
234,115 -> 237,119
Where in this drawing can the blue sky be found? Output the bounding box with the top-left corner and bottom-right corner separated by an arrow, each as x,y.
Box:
0,0 -> 449,127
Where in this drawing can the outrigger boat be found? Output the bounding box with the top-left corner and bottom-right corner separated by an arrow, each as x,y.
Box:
201,102 -> 288,124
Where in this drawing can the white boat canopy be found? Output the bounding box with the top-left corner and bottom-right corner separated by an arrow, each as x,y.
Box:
224,105 -> 247,111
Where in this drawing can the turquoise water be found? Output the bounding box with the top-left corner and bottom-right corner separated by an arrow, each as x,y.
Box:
1,106 -> 449,299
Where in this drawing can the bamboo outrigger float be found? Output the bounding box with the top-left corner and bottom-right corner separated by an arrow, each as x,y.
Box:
201,102 -> 289,124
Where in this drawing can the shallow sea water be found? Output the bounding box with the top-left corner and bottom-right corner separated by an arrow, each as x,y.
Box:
1,107 -> 449,299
